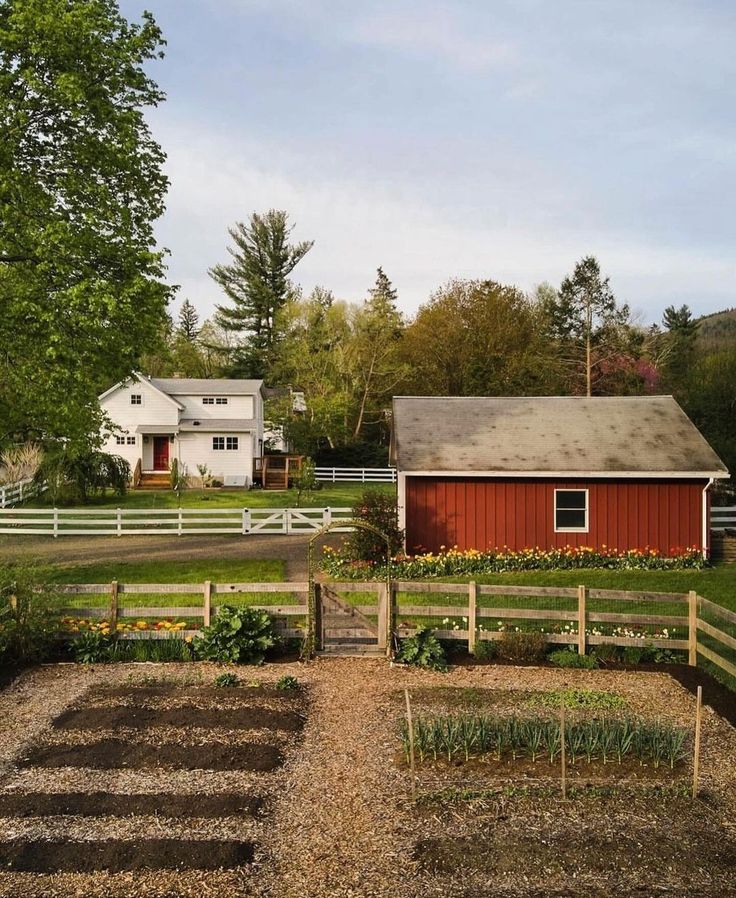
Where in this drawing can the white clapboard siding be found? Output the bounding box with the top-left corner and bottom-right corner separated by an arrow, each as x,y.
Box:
0,506 -> 354,537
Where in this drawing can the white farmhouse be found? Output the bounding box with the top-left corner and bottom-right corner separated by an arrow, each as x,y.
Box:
98,375 -> 265,487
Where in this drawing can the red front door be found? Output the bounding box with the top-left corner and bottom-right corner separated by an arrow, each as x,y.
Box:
153,436 -> 169,471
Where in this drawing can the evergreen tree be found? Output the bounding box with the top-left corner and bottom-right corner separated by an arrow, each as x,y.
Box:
545,256 -> 630,395
209,210 -> 313,377
660,304 -> 699,394
177,299 -> 200,341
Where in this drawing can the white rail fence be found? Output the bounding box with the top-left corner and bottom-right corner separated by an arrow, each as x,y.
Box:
711,506 -> 736,530
0,478 -> 45,509
314,466 -> 396,483
0,506 -> 354,537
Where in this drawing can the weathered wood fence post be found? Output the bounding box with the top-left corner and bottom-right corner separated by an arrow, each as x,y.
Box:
109,580 -> 119,634
577,585 -> 587,655
203,580 -> 212,627
313,581 -> 323,653
692,684 -> 703,799
468,581 -> 477,655
688,590 -> 698,666
377,582 -> 389,651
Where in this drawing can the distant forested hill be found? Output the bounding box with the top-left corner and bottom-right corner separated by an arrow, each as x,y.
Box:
697,308 -> 736,351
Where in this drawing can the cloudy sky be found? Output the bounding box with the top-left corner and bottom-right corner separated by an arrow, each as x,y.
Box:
121,0 -> 736,324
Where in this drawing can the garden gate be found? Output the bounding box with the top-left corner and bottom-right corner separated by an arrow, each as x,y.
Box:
307,520 -> 392,657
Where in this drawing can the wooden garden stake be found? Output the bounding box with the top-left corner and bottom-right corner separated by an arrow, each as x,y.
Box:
560,706 -> 567,800
405,688 -> 417,801
692,685 -> 703,799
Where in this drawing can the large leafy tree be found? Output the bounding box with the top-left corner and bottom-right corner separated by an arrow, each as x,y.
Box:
399,279 -> 553,396
543,256 -> 631,395
210,210 -> 313,378
0,0 -> 171,447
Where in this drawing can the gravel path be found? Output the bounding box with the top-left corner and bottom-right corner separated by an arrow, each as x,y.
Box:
0,533 -> 343,579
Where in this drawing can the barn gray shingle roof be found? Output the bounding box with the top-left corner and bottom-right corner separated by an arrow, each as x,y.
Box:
391,396 -> 729,476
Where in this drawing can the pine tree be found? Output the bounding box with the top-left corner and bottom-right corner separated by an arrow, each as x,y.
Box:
177,299 -> 200,341
209,210 -> 313,377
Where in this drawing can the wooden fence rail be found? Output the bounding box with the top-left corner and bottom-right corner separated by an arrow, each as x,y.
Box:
0,478 -> 45,509
54,579 -> 736,684
0,506 -> 354,537
314,466 -> 397,483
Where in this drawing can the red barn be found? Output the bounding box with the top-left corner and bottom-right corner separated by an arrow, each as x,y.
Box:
390,396 -> 729,556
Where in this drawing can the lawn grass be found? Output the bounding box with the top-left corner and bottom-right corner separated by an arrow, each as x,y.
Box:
47,558 -> 291,610
25,482 -> 395,510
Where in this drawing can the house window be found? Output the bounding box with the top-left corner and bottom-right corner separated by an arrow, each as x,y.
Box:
212,436 -> 239,450
130,394 -> 142,405
226,436 -> 239,450
126,436 -> 136,445
554,489 -> 589,532
212,437 -> 225,450
115,436 -> 125,445
203,397 -> 228,405
216,397 -> 228,405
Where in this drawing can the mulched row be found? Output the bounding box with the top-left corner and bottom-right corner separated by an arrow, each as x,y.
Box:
0,839 -> 255,872
0,791 -> 264,819
19,738 -> 283,772
52,704 -> 304,732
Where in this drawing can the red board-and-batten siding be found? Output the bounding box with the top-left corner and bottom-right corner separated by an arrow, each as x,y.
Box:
404,477 -> 708,555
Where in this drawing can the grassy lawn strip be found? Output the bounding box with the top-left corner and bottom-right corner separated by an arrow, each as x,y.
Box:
24,482 -> 395,510
48,559 -> 293,611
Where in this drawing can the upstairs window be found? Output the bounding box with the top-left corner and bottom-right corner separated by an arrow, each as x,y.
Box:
554,489 -> 588,532
212,437 -> 225,450
226,436 -> 239,450
126,436 -> 136,445
130,394 -> 142,405
212,436 -> 239,450
115,436 -> 125,445
203,397 -> 228,405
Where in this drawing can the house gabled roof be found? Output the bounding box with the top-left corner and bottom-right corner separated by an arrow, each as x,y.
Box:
390,396 -> 729,478
149,378 -> 264,396
98,373 -> 184,411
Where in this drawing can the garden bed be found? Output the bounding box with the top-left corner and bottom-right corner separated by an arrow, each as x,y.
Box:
0,791 -> 265,818
52,703 -> 304,732
0,838 -> 256,873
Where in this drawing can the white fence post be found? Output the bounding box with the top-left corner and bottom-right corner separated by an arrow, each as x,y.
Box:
53,508 -> 59,539
242,508 -> 251,534
324,507 -> 332,528
18,482 -> 23,502
116,507 -> 122,537
285,508 -> 291,534
0,487 -> 5,509
178,507 -> 183,536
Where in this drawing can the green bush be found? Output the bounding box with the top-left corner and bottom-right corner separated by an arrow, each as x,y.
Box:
396,626 -> 448,672
214,672 -> 240,688
344,489 -> 403,563
496,630 -> 547,663
473,639 -> 498,661
0,562 -> 61,664
72,631 -> 113,664
194,606 -> 279,664
549,648 -> 599,669
37,446 -> 130,504
276,675 -> 299,691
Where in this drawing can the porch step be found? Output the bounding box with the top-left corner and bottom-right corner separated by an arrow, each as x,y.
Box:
137,473 -> 170,490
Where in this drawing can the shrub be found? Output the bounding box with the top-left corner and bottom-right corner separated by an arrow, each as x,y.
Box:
37,446 -> 130,504
473,639 -> 498,661
0,442 -> 43,485
0,562 -> 62,664
344,489 -> 404,563
549,649 -> 599,669
291,458 -> 319,505
194,606 -> 279,664
496,630 -> 547,664
72,631 -> 113,664
396,626 -> 448,672
275,675 -> 299,691
214,672 -> 240,688
592,643 -> 620,664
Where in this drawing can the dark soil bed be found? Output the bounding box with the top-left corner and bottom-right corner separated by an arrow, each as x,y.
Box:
19,738 -> 283,771
52,704 -> 304,732
0,838 -> 255,872
0,666 -> 24,692
90,684 -> 303,702
0,791 -> 264,818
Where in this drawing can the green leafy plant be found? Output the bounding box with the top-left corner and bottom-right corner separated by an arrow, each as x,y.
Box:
473,639 -> 498,661
344,489 -> 404,563
214,672 -> 240,688
396,626 -> 448,672
194,606 -> 279,664
549,648 -> 599,669
275,675 -> 299,691
72,630 -> 113,664
496,630 -> 547,663
37,447 -> 130,504
291,458 -> 318,505
592,643 -> 620,664
0,562 -> 62,664
526,688 -> 626,711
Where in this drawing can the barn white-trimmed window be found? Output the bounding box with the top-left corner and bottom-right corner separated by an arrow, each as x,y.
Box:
554,489 -> 589,532
130,394 -> 142,405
